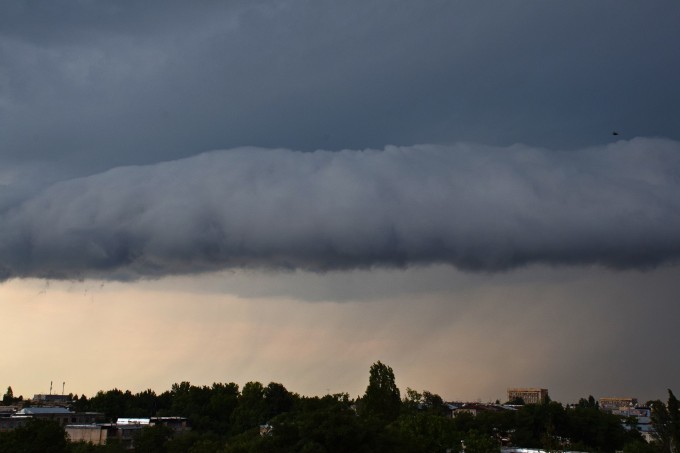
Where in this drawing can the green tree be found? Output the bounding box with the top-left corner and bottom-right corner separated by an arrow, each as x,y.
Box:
403,388 -> 423,414
422,391 -> 446,416
670,390 -> 680,453
267,393 -> 374,452
128,389 -> 159,417
651,389 -> 680,453
134,425 -> 173,453
230,381 -> 266,434
89,388 -> 132,421
577,395 -> 598,409
69,441 -> 128,453
263,382 -> 294,420
2,386 -> 13,405
624,440 -> 663,453
389,412 -> 462,452
167,381 -> 218,432
0,419 -> 69,453
72,394 -> 91,412
464,431 -> 500,453
203,382 -> 240,434
359,361 -> 401,422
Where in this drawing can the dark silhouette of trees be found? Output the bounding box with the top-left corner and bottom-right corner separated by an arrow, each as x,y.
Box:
577,395 -> 599,409
2,387 -> 13,405
359,361 -> 401,422
0,419 -> 69,453
651,389 -> 680,453
229,381 -> 266,434
0,365 -> 668,452
133,424 -> 173,453
264,393 -> 374,452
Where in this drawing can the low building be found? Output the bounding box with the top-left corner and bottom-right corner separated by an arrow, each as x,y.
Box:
65,424 -> 111,445
611,406 -> 654,442
453,403 -> 516,417
152,416 -> 189,432
66,423 -> 144,448
15,407 -> 102,426
0,406 -> 17,416
118,417 -> 189,432
598,397 -> 638,411
66,416 -> 188,447
0,416 -> 31,432
2,407 -> 104,436
444,403 -> 460,418
507,388 -> 549,405
32,394 -> 71,406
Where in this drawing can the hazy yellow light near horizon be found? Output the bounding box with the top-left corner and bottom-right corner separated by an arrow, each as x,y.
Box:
0,276 -> 409,400
1,271 -> 513,402
2,264 -> 679,404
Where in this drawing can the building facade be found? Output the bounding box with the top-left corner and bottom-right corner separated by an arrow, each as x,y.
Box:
15,407 -> 101,426
507,388 -> 549,404
598,397 -> 638,411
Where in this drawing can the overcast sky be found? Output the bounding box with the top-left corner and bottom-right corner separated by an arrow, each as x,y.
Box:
1,1 -> 679,403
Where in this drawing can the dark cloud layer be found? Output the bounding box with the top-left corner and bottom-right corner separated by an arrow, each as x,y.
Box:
1,1 -> 679,176
1,138 -> 679,280
1,1 -> 679,278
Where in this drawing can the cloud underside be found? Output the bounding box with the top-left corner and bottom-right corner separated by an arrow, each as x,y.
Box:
1,137 -> 679,281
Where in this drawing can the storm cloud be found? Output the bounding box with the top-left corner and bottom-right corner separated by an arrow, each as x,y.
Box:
1,1 -> 679,177
1,137 -> 678,280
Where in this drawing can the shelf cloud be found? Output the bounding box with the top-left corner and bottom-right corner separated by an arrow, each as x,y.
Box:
1,137 -> 679,281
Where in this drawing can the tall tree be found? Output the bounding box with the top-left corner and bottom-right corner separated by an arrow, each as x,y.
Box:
230,381 -> 266,433
263,382 -> 294,420
651,390 -> 679,453
2,387 -> 13,405
360,361 -> 401,422
669,390 -> 680,453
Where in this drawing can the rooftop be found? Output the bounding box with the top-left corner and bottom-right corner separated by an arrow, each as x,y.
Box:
17,407 -> 72,415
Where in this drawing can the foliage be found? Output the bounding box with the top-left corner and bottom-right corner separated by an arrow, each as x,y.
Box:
0,364 -> 666,452
0,419 -> 69,453
388,412 -> 462,452
133,425 -> 174,453
359,361 -> 401,422
464,430 -> 499,453
624,440 -> 663,453
651,389 -> 680,453
2,386 -> 13,405
230,381 -> 266,434
267,394 -> 374,452
69,442 -> 127,453
577,395 -> 599,409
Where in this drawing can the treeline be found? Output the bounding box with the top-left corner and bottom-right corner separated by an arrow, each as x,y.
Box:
1,362 -> 677,453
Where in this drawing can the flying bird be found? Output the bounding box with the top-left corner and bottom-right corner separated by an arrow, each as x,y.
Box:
612,131 -> 619,136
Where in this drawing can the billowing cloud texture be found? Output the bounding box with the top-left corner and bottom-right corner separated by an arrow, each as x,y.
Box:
1,137 -> 679,280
